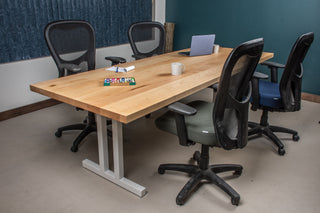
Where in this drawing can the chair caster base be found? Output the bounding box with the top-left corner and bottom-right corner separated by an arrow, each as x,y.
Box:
293,134 -> 299,141
70,146 -> 78,152
233,170 -> 242,176
55,130 -> 62,137
176,196 -> 185,206
175,192 -> 240,206
278,148 -> 285,156
158,167 -> 165,175
231,196 -> 240,206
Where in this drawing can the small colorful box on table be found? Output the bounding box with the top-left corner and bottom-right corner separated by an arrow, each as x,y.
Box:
104,77 -> 136,86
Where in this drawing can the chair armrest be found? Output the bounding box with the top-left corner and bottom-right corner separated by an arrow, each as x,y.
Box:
261,61 -> 285,69
168,102 -> 197,116
168,102 -> 197,146
253,71 -> 269,79
105,56 -> 126,65
61,63 -> 82,72
261,60 -> 285,83
209,83 -> 219,92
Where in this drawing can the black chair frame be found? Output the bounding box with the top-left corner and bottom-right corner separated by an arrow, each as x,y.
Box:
157,38 -> 264,206
249,32 -> 314,155
45,20 -> 111,152
128,21 -> 165,60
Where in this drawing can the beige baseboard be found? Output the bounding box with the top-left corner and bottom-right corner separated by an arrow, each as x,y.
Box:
301,92 -> 320,103
0,92 -> 319,121
0,99 -> 61,121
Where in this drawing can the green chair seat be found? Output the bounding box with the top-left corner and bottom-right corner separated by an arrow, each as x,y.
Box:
156,101 -> 217,146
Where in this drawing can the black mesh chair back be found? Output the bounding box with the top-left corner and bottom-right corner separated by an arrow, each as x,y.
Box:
128,21 -> 165,60
279,32 -> 314,111
44,20 -> 98,153
44,20 -> 95,77
214,38 -> 264,150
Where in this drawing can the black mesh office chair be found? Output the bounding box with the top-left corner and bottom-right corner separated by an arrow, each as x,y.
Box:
249,32 -> 314,155
44,20 -> 102,152
155,38 -> 264,206
104,21 -> 166,65
128,21 -> 165,60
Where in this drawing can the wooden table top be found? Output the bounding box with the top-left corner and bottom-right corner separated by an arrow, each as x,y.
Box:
30,48 -> 273,124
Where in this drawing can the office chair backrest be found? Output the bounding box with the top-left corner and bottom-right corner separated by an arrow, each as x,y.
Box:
279,32 -> 314,111
128,21 -> 165,60
214,38 -> 264,150
44,20 -> 95,78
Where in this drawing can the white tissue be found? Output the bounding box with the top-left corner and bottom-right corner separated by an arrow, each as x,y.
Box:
106,65 -> 135,73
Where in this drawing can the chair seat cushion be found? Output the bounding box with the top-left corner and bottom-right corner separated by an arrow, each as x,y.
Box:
259,80 -> 282,108
155,101 -> 219,146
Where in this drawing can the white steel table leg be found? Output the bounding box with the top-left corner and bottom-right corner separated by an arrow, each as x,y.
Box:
82,114 -> 147,197
112,120 -> 124,179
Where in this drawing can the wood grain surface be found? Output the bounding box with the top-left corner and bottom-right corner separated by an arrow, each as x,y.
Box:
30,48 -> 273,123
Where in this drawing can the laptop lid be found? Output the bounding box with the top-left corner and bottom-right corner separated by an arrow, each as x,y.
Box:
190,34 -> 215,56
179,34 -> 215,57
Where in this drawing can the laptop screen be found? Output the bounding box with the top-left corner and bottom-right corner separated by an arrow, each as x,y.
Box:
189,34 -> 215,56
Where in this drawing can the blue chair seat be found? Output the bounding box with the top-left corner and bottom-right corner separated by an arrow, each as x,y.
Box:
259,80 -> 282,108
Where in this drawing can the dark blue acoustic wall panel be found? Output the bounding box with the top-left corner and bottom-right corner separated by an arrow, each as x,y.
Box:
0,0 -> 152,64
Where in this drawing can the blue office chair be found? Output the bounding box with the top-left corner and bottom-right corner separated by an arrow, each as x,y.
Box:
156,38 -> 264,206
249,32 -> 314,155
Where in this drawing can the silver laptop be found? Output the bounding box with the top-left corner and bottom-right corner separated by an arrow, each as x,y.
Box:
179,34 -> 215,56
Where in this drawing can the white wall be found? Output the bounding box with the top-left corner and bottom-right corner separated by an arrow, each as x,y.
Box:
154,0 -> 166,24
0,0 -> 165,112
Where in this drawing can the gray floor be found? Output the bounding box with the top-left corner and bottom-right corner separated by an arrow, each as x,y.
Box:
1,89 -> 320,213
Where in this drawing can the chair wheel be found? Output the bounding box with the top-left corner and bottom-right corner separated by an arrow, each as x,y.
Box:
70,146 -> 78,152
233,169 -> 242,176
193,151 -> 201,164
278,148 -> 285,156
55,130 -> 62,137
176,195 -> 185,206
231,196 -> 240,206
293,134 -> 299,141
158,167 -> 165,175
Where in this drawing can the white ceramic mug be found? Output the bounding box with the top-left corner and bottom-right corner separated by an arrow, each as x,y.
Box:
171,62 -> 185,75
213,44 -> 220,53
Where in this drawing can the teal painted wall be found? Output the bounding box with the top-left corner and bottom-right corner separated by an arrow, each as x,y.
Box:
166,0 -> 320,95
